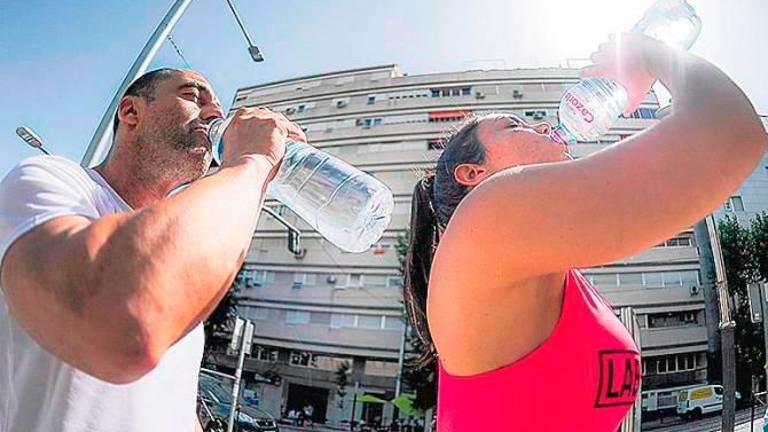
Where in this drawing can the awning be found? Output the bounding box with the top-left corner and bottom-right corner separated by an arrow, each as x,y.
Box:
428,110 -> 471,121
390,393 -> 423,416
356,394 -> 388,404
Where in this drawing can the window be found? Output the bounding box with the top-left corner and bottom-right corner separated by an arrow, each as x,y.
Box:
648,311 -> 700,328
663,272 -> 683,287
592,274 -> 618,287
429,86 -> 471,98
646,353 -> 702,374
659,237 -> 693,247
310,312 -> 331,325
620,107 -> 657,119
644,273 -> 664,288
362,118 -> 383,129
731,196 -> 745,212
289,351 -> 317,367
358,315 -> 383,330
241,270 -> 273,288
254,346 -> 278,362
618,273 -> 643,286
293,273 -> 317,289
386,277 -> 404,288
330,313 -> 356,329
427,139 -> 444,150
285,310 -> 310,325
680,270 -> 700,286
524,110 -> 548,120
383,316 -> 405,331
367,95 -> 376,105
246,307 -> 271,321
296,104 -> 306,113
344,274 -> 364,288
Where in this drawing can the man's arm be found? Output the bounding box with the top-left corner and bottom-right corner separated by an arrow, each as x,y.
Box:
196,418 -> 205,432
1,155 -> 272,383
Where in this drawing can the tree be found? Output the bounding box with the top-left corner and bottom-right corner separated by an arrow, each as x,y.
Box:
202,267 -> 245,367
396,230 -> 438,412
750,212 -> 768,280
718,215 -> 763,398
335,361 -> 351,410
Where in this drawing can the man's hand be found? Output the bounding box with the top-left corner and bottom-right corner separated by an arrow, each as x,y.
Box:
220,107 -> 306,175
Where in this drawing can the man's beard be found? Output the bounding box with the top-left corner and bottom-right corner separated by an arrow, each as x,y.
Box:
134,121 -> 211,187
170,123 -> 201,151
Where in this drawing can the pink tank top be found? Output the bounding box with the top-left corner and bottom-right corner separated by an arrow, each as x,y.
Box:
437,270 -> 640,432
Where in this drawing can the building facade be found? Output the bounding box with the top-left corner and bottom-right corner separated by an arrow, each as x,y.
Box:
216,64 -> 724,424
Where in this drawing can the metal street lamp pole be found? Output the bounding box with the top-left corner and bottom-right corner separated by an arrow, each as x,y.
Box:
81,0 -> 194,168
82,0 -> 265,168
706,214 -> 737,432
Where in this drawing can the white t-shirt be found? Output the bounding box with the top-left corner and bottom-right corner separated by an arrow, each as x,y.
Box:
0,156 -> 204,432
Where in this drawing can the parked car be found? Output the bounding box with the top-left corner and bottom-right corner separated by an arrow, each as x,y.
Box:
676,384 -> 741,419
197,372 -> 279,432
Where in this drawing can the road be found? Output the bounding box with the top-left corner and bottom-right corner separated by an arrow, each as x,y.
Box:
645,407 -> 765,432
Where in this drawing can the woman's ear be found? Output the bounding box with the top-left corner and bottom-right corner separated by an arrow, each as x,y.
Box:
454,163 -> 488,187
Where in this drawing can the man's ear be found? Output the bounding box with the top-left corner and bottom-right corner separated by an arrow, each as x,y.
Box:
117,97 -> 140,129
454,163 -> 488,187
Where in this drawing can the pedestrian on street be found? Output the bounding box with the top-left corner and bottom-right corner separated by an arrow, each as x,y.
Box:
0,68 -> 305,431
402,33 -> 767,432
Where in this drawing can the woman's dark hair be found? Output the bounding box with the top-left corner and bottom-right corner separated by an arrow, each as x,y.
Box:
403,116 -> 486,368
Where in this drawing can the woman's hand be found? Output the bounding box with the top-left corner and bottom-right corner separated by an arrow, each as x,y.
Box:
580,32 -> 670,116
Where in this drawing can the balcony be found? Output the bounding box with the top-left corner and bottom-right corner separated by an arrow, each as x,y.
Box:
249,320 -> 402,359
640,325 -> 708,349
643,368 -> 707,390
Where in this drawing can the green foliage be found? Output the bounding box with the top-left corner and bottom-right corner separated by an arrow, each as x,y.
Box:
335,361 -> 351,410
395,229 -> 438,411
202,267 -> 244,367
717,214 -> 767,397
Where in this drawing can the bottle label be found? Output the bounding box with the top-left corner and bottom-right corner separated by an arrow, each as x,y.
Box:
563,91 -> 594,124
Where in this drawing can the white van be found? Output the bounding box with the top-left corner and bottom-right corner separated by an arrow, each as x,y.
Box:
676,385 -> 740,418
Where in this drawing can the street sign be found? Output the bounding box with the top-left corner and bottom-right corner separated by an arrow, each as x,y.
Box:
229,317 -> 245,352
748,283 -> 763,323
242,320 -> 254,356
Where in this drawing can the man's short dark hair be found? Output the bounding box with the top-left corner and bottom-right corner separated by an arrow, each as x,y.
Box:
112,68 -> 182,136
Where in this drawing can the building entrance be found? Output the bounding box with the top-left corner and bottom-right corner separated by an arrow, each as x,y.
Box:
286,383 -> 329,423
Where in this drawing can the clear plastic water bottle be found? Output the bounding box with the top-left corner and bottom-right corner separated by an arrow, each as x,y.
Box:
208,117 -> 394,253
551,0 -> 702,145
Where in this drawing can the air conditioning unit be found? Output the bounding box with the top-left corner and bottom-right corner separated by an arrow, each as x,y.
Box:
293,248 -> 307,259
475,91 -> 485,99
327,275 -> 338,284
512,90 -> 523,99
533,111 -> 546,120
689,285 -> 700,296
336,100 -> 348,108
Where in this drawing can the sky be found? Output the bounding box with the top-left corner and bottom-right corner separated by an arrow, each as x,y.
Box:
1,0 -> 766,178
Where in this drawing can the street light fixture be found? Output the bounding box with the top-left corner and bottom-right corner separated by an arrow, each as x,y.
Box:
16,126 -> 50,155
224,0 -> 264,62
